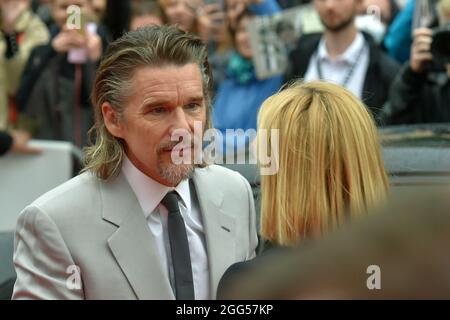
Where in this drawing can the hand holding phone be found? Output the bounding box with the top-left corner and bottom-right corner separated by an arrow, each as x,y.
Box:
65,11 -> 89,64
198,0 -> 226,42
203,0 -> 224,12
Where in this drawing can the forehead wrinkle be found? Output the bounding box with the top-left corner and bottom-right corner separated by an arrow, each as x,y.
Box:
138,82 -> 203,108
134,78 -> 176,108
130,64 -> 205,108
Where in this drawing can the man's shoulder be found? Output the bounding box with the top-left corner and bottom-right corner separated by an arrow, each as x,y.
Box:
30,171 -> 101,215
288,33 -> 322,78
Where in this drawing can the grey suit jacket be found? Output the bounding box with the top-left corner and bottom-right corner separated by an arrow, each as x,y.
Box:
12,165 -> 258,299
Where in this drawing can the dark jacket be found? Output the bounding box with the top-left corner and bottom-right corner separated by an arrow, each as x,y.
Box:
383,64 -> 450,125
0,130 -> 12,156
286,32 -> 400,121
217,243 -> 288,299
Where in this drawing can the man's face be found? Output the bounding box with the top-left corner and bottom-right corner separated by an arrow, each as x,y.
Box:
314,0 -> 361,32
108,64 -> 206,187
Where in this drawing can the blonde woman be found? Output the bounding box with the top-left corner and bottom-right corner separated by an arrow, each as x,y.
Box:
217,81 -> 389,297
258,80 -> 389,248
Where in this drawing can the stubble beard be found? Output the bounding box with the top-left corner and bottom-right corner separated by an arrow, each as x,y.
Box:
156,140 -> 195,186
157,160 -> 194,187
321,13 -> 355,33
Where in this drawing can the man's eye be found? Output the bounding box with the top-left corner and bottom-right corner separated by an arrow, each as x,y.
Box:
149,107 -> 167,114
185,103 -> 201,111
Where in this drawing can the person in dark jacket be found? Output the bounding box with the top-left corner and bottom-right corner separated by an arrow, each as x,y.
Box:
286,0 -> 400,121
16,0 -> 109,147
382,0 -> 450,125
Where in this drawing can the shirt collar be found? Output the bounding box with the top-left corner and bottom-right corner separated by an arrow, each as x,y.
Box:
317,32 -> 365,65
121,155 -> 191,219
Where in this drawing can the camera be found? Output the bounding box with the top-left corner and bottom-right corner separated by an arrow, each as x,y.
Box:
431,22 -> 450,66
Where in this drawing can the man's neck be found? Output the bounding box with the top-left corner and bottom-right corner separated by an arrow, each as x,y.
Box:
324,24 -> 358,60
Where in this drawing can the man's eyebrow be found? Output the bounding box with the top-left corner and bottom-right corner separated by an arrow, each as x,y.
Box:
140,97 -> 170,107
140,95 -> 205,108
189,96 -> 204,102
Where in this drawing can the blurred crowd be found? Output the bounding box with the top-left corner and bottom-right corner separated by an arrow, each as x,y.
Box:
0,0 -> 449,153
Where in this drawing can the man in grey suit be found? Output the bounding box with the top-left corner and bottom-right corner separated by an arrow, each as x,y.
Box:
12,25 -> 258,300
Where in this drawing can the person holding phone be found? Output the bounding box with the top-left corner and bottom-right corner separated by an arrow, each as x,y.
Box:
197,0 -> 226,42
159,0 -> 232,89
198,0 -> 233,89
159,0 -> 197,32
15,0 -> 110,147
383,0 -> 450,124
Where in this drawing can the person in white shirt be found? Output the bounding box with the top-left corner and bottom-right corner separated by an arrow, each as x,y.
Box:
12,25 -> 258,300
286,0 -> 400,121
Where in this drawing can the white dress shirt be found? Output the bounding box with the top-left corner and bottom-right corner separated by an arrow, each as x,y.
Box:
122,156 -> 210,299
304,32 -> 369,99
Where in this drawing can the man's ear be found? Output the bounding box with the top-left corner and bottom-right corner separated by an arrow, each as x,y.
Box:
102,102 -> 124,138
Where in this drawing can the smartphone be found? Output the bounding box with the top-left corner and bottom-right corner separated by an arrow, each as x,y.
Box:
203,0 -> 225,27
204,0 -> 224,12
68,12 -> 88,64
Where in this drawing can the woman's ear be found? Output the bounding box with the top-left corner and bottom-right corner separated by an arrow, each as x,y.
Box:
102,102 -> 124,138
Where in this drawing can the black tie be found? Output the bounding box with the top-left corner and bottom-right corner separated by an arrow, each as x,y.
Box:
161,191 -> 195,300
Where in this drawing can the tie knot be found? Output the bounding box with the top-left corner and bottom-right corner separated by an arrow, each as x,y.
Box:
161,191 -> 180,213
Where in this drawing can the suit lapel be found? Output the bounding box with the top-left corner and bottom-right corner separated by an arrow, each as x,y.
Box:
192,168 -> 237,299
101,173 -> 174,300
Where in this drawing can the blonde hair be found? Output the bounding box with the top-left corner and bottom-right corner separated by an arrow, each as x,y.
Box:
84,25 -> 212,180
258,81 -> 389,246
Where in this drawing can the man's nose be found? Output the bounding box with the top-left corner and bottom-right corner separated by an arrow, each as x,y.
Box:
323,0 -> 337,9
175,3 -> 186,14
169,107 -> 192,135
